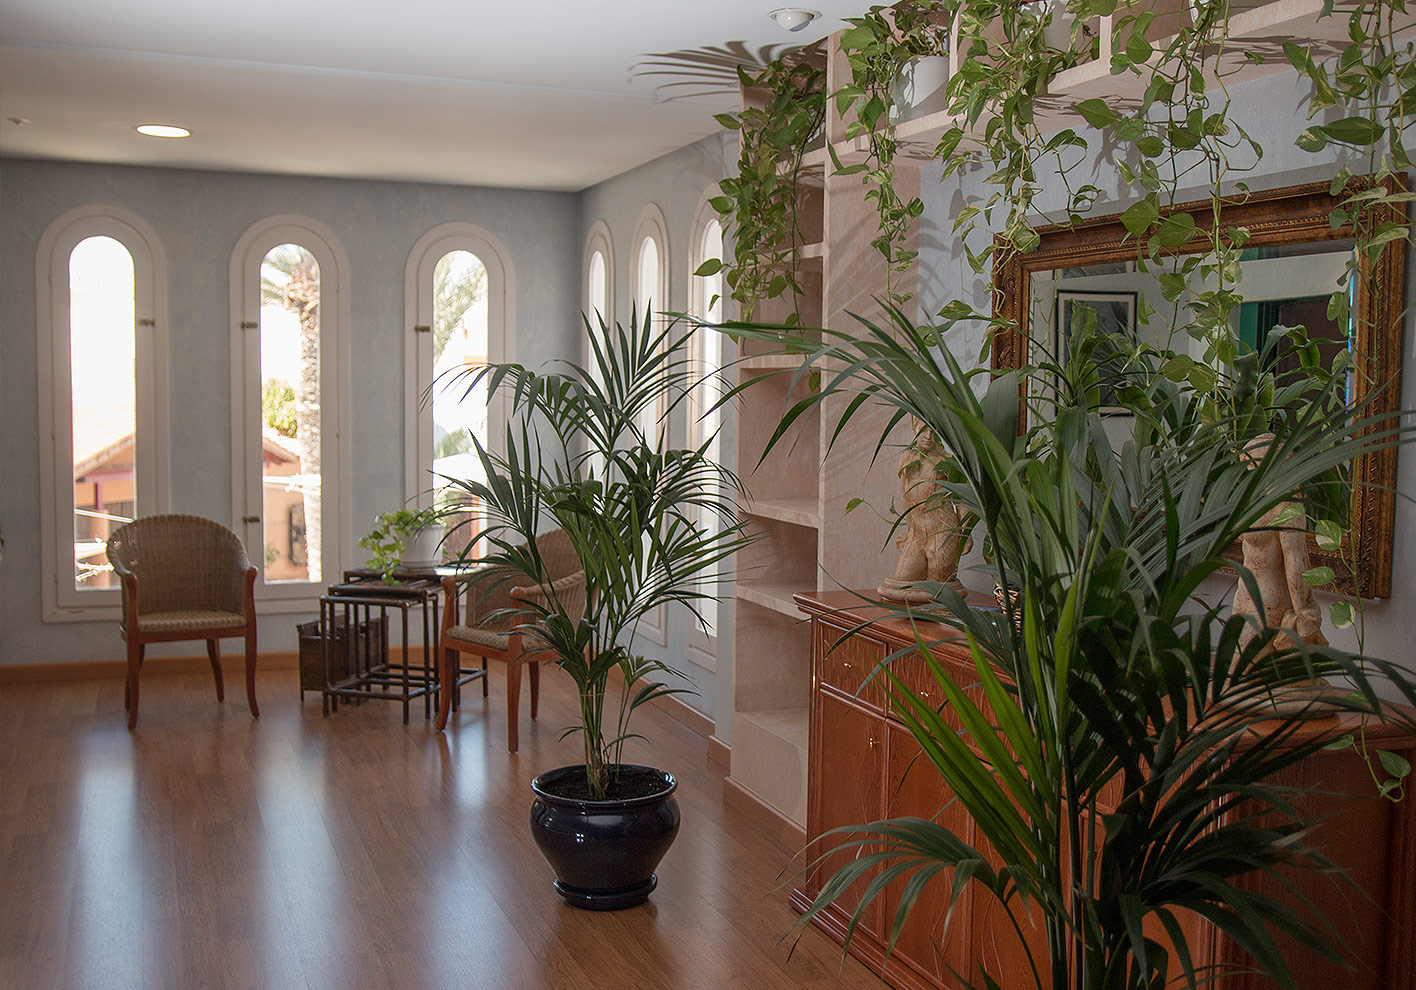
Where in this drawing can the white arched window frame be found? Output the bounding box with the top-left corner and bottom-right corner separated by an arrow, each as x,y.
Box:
685,197 -> 730,663
631,204 -> 671,646
584,220 -> 614,343
631,204 -> 671,440
230,215 -> 351,609
37,205 -> 170,620
404,222 -> 515,509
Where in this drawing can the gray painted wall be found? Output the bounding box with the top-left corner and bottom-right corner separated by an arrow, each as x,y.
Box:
576,131 -> 738,729
1,158 -> 580,667
914,69 -> 1416,674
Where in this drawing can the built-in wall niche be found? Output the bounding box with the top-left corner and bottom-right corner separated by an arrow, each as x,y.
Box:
994,178 -> 1407,597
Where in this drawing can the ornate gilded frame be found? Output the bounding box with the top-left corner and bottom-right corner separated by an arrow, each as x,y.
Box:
992,178 -> 1407,598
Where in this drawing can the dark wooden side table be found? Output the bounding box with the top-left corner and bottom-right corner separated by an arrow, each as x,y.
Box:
320,568 -> 485,724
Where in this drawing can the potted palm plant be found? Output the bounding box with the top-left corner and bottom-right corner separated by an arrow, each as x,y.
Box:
729,305 -> 1416,988
440,310 -> 750,911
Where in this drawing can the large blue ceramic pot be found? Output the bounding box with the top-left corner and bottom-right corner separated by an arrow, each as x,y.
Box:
529,764 -> 680,911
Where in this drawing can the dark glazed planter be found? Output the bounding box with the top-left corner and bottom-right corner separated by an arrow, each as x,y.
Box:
529,764 -> 680,911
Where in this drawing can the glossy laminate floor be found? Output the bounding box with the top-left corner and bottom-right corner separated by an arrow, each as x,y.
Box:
0,666 -> 887,990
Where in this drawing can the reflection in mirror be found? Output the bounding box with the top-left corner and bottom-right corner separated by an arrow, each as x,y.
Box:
994,180 -> 1405,597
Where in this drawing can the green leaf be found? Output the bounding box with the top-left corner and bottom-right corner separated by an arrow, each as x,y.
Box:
1075,98 -> 1119,129
1314,518 -> 1342,549
1296,127 -> 1328,152
1378,749 -> 1412,780
1272,503 -> 1305,527
713,112 -> 741,130
845,497 -> 864,513
709,196 -> 734,214
694,258 -> 723,277
1329,600 -> 1355,628
1321,116 -> 1383,146
1121,198 -> 1160,236
1136,135 -> 1165,157
1302,566 -> 1335,587
1125,30 -> 1154,63
1323,733 -> 1354,752
1155,212 -> 1197,247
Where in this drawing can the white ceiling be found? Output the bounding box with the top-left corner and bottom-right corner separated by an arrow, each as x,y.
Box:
0,1 -> 864,192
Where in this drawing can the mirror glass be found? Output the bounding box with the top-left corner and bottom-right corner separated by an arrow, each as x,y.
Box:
993,180 -> 1405,598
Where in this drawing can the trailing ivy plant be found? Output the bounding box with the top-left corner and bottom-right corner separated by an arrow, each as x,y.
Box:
707,54 -> 826,324
833,1 -> 951,307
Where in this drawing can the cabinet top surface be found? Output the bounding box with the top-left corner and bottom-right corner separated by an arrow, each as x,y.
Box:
794,591 -> 1416,749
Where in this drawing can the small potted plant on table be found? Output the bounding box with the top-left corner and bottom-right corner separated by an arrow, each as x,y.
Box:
441,311 -> 750,910
358,506 -> 446,581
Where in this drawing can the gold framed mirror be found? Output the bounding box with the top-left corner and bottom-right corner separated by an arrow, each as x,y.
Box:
992,178 -> 1407,598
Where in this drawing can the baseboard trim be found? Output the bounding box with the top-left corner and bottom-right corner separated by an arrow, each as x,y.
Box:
707,733 -> 731,771
723,775 -> 806,852
0,650 -> 300,684
605,665 -> 715,741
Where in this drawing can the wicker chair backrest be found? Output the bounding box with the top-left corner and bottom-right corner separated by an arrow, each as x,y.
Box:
105,514 -> 251,616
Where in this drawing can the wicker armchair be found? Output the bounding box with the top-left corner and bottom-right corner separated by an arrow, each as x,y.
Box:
434,529 -> 587,751
106,514 -> 259,730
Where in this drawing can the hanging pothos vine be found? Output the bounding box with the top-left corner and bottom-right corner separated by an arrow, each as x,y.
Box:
833,1 -> 952,307
706,54 -> 826,324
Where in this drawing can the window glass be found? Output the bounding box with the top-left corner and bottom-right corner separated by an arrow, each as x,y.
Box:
69,236 -> 135,591
259,244 -> 321,583
432,249 -> 488,560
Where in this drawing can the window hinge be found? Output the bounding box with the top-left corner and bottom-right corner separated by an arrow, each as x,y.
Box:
137,317 -> 156,327
240,320 -> 258,330
413,324 -> 431,333
242,515 -> 260,524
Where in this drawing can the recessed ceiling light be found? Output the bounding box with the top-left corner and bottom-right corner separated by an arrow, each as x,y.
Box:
769,8 -> 820,31
135,124 -> 190,138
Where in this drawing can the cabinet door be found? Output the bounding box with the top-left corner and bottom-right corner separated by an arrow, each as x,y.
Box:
883,721 -> 976,988
810,690 -> 887,940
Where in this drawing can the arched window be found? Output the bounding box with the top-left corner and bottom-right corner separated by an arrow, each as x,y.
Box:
687,209 -> 728,653
631,205 -> 670,449
37,206 -> 169,619
231,215 -> 350,602
404,223 -> 513,559
584,220 -> 614,334
631,205 -> 670,646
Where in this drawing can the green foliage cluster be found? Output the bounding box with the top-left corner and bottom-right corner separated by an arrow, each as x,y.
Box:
714,0 -> 1416,985
261,379 -> 297,438
439,312 -> 753,799
707,56 -> 826,322
357,507 -> 442,580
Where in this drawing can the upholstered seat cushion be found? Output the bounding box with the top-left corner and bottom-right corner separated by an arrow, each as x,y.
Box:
133,609 -> 247,635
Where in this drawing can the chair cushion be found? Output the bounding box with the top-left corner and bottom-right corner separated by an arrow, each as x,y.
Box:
135,609 -> 247,635
443,624 -> 511,651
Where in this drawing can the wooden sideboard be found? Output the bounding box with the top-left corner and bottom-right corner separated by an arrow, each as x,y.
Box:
793,590 -> 1416,990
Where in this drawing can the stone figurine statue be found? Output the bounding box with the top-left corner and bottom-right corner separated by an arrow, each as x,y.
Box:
878,423 -> 973,604
1231,432 -> 1334,713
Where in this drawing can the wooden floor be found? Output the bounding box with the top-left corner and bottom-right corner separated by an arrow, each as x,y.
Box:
0,664 -> 889,990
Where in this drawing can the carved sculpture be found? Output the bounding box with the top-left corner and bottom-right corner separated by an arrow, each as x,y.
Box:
878,423 -> 973,604
1231,433 -> 1334,712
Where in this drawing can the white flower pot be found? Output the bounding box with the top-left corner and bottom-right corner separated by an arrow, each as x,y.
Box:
402,523 -> 445,569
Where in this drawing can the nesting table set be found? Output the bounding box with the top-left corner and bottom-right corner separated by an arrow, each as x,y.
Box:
317,568 -> 484,723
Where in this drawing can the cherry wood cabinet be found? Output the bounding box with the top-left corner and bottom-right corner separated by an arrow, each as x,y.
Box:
794,590 -> 1416,990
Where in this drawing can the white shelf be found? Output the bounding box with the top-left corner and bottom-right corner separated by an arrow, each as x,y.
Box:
738,496 -> 822,529
737,581 -> 815,618
737,706 -> 810,755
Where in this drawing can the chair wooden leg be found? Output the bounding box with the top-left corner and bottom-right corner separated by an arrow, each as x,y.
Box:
126,639 -> 143,731
206,639 -> 225,702
506,660 -> 522,753
436,644 -> 455,730
244,633 -> 259,718
529,661 -> 540,720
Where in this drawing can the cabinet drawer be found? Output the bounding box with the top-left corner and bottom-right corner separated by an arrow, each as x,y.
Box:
817,625 -> 886,711
889,643 -> 980,734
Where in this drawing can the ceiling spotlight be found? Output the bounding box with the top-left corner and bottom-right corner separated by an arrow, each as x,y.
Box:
135,124 -> 190,138
769,8 -> 820,31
